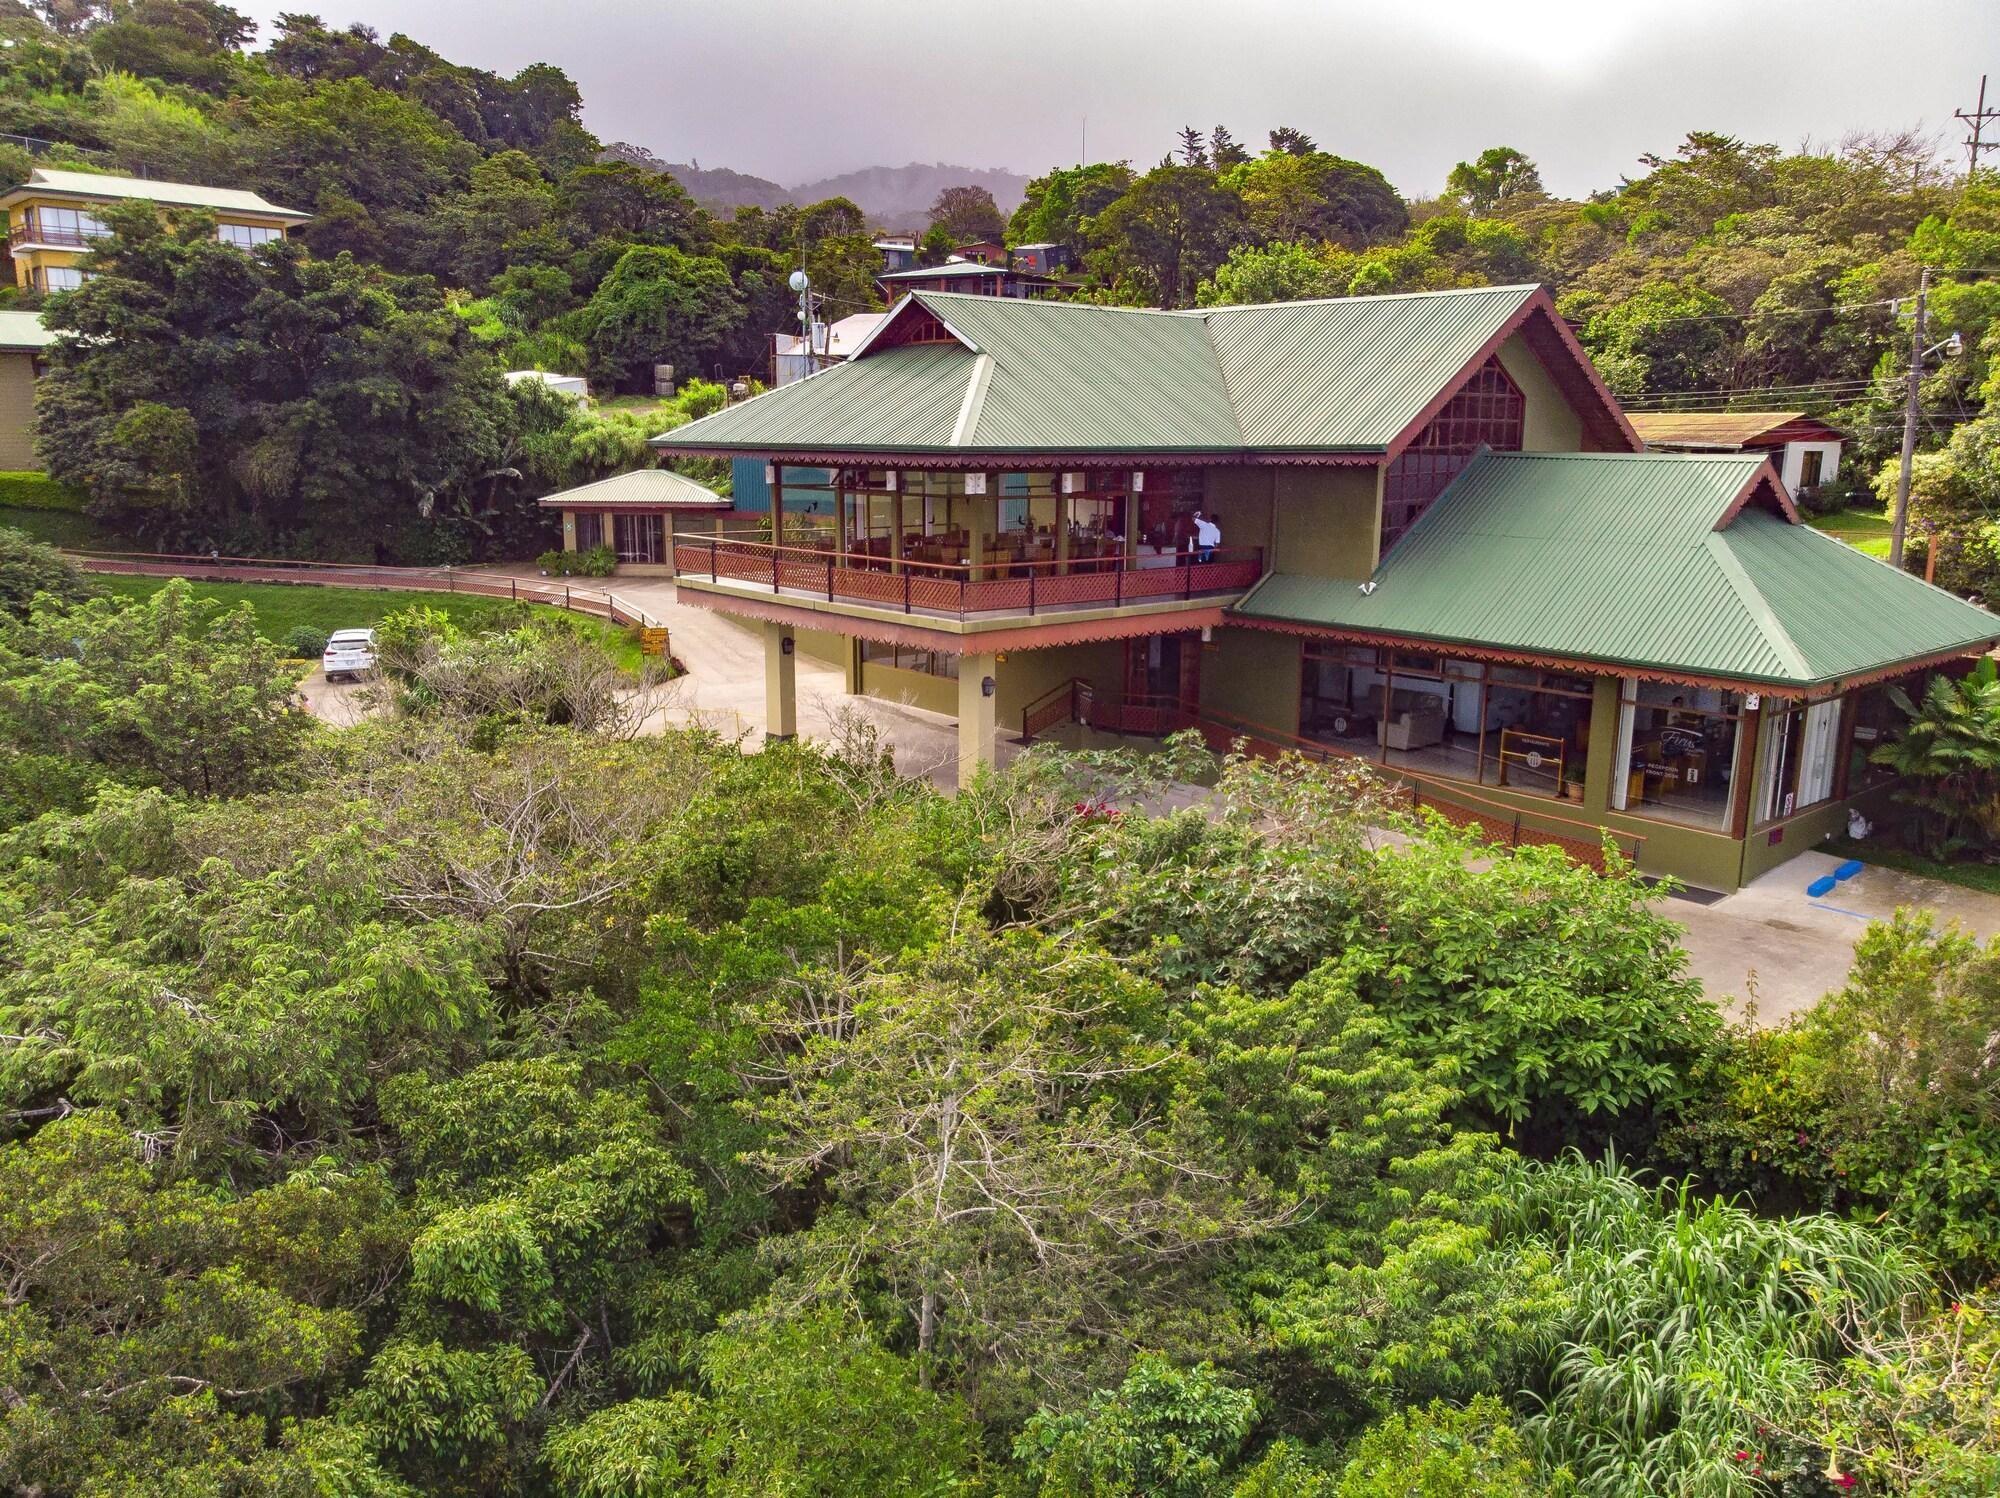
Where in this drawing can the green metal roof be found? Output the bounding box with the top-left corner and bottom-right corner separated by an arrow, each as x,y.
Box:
0,311 -> 52,352
657,284 -> 1544,458
1,167 -> 310,220
534,467 -> 730,509
1234,451 -> 2000,689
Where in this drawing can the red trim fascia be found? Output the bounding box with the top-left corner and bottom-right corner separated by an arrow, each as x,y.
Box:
676,585 -> 1229,655
1713,466 -> 1799,530
1381,290 -> 1641,465
1516,302 -> 1645,452
1228,613 -> 1998,699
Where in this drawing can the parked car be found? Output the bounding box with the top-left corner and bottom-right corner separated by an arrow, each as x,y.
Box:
321,628 -> 378,681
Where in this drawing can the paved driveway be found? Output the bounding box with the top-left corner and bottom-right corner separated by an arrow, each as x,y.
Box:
1658,848 -> 2000,1022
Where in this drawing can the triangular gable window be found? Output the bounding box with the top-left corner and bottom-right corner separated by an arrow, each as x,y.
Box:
1381,356 -> 1524,550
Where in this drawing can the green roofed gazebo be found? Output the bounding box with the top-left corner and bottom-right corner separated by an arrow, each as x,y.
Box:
537,467 -> 737,576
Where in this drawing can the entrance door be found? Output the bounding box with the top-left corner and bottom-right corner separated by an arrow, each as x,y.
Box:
1124,634 -> 1201,729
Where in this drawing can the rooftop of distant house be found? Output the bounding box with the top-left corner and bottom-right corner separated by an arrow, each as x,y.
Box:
0,310 -> 53,352
1626,409 -> 1843,450
0,167 -> 311,222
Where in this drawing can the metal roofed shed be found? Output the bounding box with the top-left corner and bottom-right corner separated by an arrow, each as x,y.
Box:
1626,410 -> 1843,450
534,468 -> 733,510
506,369 -> 589,399
1234,450 -> 2000,690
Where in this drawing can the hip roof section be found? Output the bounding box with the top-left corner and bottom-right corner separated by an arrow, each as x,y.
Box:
1234,450 -> 1999,689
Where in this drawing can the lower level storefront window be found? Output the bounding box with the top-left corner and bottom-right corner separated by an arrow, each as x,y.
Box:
1752,693 -> 1844,826
860,639 -> 958,678
1610,680 -> 1744,829
1297,644 -> 1594,802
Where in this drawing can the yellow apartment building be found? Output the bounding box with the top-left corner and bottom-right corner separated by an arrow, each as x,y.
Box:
1,167 -> 311,293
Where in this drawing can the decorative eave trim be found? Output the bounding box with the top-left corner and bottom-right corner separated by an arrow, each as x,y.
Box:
677,586 -> 1230,655
1227,612 -> 1998,699
1713,465 -> 1799,529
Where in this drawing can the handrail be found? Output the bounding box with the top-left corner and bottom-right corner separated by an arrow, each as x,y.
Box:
62,548 -> 665,630
677,533 -> 1264,620
1041,687 -> 1643,858
1020,676 -> 1089,742
684,531 -> 1261,580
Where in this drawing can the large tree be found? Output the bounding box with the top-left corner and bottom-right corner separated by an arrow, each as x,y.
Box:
579,242 -> 744,390
926,183 -> 1006,244
36,206 -> 513,556
1089,163 -> 1243,308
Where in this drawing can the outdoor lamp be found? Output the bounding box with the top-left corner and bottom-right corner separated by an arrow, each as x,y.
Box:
780,637 -> 795,656
982,676 -> 995,697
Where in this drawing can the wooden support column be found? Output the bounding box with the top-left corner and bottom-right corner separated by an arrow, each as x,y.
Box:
769,465 -> 785,547
957,652 -> 998,785
1124,482 -> 1140,565
1580,675 -> 1620,817
763,621 -> 797,743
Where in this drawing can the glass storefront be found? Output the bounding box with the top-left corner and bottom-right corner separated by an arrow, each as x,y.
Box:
1609,680 -> 1745,829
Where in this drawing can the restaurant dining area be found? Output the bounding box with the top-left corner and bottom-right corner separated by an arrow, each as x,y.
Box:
675,465 -> 1265,621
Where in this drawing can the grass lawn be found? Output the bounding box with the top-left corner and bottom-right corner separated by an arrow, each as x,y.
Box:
1807,506 -> 1893,559
95,576 -> 644,668
1824,834 -> 2000,895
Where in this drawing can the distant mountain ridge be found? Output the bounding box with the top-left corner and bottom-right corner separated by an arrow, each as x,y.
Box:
788,163 -> 1030,229
601,145 -> 1027,227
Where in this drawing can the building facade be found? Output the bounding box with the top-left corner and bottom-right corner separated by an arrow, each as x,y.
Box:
1628,410 -> 1844,504
653,286 -> 1998,891
2,168 -> 310,293
0,311 -> 51,471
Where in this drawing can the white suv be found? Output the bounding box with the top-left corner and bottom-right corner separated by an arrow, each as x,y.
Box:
321,628 -> 378,681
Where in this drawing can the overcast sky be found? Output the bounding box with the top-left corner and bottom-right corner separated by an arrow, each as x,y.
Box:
231,0 -> 1999,196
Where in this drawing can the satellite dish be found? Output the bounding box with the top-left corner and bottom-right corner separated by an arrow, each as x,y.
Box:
788,269 -> 810,293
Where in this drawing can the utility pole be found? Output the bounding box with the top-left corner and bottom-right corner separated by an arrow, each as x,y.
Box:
1958,75 -> 1999,176
1889,267 -> 1929,570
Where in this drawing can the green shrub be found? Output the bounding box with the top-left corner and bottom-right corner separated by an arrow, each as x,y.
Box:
1333,1398 -> 1546,1497
282,624 -> 330,659
0,472 -> 88,513
0,526 -> 94,617
537,545 -> 617,578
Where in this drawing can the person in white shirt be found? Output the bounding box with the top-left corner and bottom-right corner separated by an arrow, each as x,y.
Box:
1192,511 -> 1222,563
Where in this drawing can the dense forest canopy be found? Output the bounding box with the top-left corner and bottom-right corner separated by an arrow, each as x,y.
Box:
3,4 -> 1998,571
0,542 -> 1992,1494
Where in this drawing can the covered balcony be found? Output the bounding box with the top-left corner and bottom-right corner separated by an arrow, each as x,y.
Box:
674,466 -> 1264,624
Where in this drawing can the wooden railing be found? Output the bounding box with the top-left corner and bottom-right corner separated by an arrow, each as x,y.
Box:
63,548 -> 665,630
1029,687 -> 1644,867
674,535 -> 1264,619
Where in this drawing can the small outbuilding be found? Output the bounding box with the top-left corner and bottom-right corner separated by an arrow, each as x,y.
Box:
0,310 -> 51,471
537,468 -> 738,575
506,369 -> 589,400
1627,410 -> 1844,503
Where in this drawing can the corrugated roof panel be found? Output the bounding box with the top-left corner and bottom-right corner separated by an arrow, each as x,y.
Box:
7,167 -> 310,219
1235,451 -> 1998,687
0,310 -> 52,351
534,468 -> 729,508
1627,411 -> 1804,449
1205,284 -> 1536,449
655,343 -> 972,453
661,284 -> 1544,458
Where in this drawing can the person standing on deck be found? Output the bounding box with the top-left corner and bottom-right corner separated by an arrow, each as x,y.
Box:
1193,511 -> 1221,563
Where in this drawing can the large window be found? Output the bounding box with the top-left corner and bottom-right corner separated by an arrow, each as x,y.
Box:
1610,680 -> 1745,829
611,512 -> 663,564
573,512 -> 606,551
1752,694 -> 1844,827
217,222 -> 284,249
33,266 -> 85,293
1381,357 -> 1525,550
860,638 -> 958,678
24,207 -> 106,245
1298,644 -> 1594,802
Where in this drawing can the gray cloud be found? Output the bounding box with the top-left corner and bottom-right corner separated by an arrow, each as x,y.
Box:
232,0 -> 1999,196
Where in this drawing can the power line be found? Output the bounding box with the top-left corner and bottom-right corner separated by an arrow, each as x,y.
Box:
1957,75 -> 1999,176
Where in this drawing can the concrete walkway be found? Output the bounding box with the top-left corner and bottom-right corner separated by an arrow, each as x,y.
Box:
1657,848 -> 2000,1022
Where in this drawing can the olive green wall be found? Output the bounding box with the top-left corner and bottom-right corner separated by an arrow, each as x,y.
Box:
995,639 -> 1126,727
796,626 -> 849,672
1496,332 -> 1585,453
1738,782 -> 1897,885
855,638 -> 1127,730
0,352 -> 38,471
1202,467 -> 1277,560
1198,626 -> 1301,737
1270,466 -> 1382,579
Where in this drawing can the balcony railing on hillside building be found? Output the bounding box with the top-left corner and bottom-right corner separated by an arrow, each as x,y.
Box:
674,535 -> 1264,620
